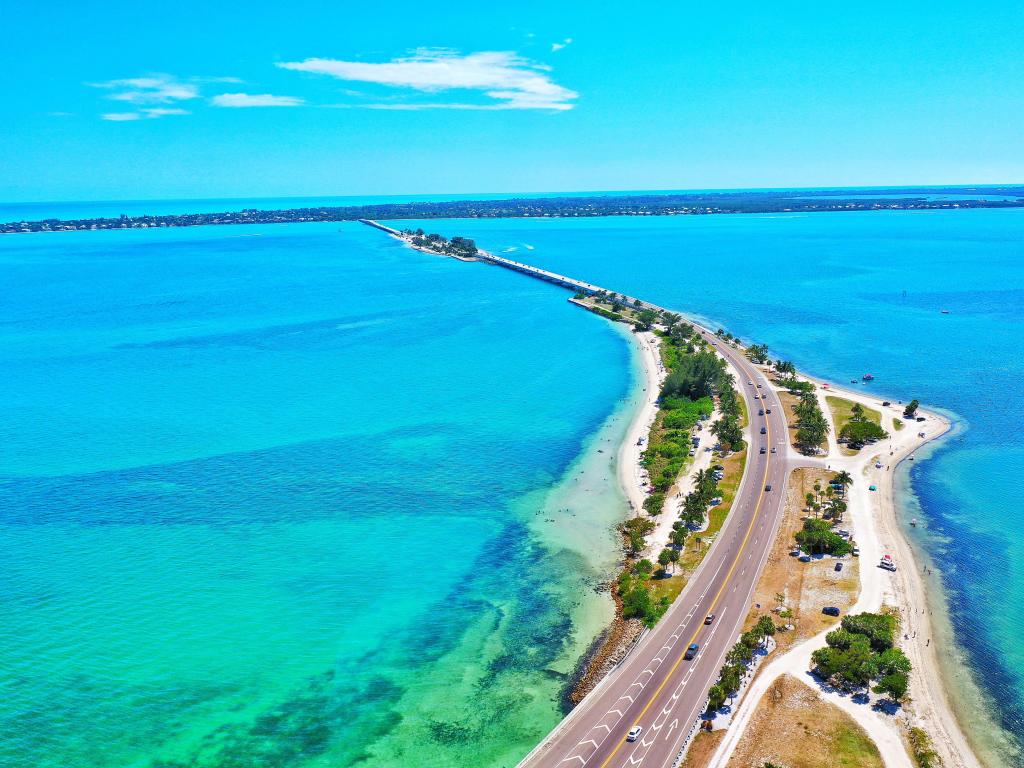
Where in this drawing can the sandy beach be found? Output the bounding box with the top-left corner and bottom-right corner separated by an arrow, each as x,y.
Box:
618,331 -> 666,522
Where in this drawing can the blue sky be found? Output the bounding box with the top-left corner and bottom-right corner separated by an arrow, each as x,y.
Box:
3,1 -> 1023,202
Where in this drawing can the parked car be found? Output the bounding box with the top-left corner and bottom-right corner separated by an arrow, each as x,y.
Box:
799,555 -> 812,562
822,606 -> 841,617
684,643 -> 700,660
627,725 -> 643,742
790,549 -> 801,557
835,562 -> 844,572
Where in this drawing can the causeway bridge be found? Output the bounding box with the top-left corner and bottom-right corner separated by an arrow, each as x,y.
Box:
358,218 -> 671,317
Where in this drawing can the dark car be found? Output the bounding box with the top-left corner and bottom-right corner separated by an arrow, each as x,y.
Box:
704,614 -> 715,625
766,408 -> 772,414
758,409 -> 764,416
684,643 -> 699,660
764,484 -> 772,492
822,606 -> 841,617
770,447 -> 777,453
835,562 -> 844,572
760,446 -> 766,454
760,427 -> 767,434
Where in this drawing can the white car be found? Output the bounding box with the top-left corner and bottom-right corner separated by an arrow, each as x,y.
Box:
627,725 -> 643,742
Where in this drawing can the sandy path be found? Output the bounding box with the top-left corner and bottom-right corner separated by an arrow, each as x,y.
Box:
706,376 -> 980,768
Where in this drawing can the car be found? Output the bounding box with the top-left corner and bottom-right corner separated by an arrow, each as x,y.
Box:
748,380 -> 753,385
799,555 -> 812,562
757,383 -> 763,388
822,606 -> 841,617
684,643 -> 699,660
764,484 -> 772,492
760,427 -> 767,434
627,725 -> 643,742
758,408 -> 764,415
766,408 -> 772,414
790,549 -> 801,557
882,401 -> 891,407
835,562 -> 844,572
852,547 -> 860,557
705,614 -> 715,625
770,447 -> 777,453
759,446 -> 766,454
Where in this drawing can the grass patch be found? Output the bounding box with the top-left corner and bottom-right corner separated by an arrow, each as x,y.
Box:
680,730 -> 724,768
827,395 -> 885,455
727,675 -> 883,768
893,417 -> 905,431
679,447 -> 746,574
827,395 -> 881,429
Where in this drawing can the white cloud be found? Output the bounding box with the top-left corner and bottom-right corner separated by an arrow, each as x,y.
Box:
101,107 -> 189,121
210,92 -> 304,107
551,38 -> 573,52
277,48 -> 577,110
88,74 -> 199,104
142,108 -> 189,117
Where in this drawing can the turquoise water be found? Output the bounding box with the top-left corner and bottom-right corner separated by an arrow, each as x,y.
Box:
5,208 -> 1024,768
408,209 -> 1024,766
0,223 -> 641,767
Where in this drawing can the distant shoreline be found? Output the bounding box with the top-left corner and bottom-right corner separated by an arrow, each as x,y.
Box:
4,186 -> 1024,234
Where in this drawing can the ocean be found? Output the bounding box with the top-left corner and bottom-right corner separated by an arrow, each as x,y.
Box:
0,222 -> 643,767
2,205 -> 1023,767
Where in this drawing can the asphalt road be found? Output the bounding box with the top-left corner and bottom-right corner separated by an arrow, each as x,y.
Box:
521,328 -> 792,768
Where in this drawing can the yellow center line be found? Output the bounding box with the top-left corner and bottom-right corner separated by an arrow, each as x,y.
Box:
597,354 -> 772,768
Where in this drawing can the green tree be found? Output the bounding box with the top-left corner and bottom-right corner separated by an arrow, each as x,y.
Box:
903,399 -> 920,418
658,548 -> 674,572
707,683 -> 727,711
635,309 -> 659,331
746,343 -> 770,364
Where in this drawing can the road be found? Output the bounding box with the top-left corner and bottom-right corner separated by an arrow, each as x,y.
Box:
520,328 -> 792,768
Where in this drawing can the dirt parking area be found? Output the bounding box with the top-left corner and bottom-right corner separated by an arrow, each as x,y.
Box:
742,468 -> 859,650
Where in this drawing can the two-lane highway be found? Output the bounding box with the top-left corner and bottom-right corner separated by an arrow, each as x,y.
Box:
521,327 -> 792,768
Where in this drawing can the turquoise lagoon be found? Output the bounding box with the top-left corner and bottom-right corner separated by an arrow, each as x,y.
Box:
0,222 -> 644,767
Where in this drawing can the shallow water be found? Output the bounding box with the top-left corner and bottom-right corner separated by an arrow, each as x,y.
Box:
0,222 -> 640,767
404,209 -> 1024,766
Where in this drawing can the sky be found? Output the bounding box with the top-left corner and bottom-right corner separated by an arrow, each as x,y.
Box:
2,1 -> 1023,202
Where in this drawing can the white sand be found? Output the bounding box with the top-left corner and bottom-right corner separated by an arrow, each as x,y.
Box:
617,331 -> 666,522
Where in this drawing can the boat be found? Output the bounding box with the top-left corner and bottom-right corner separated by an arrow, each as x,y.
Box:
941,309 -> 950,314
911,518 -> 917,527
862,373 -> 875,381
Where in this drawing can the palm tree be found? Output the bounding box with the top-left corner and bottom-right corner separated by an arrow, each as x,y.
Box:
835,470 -> 854,489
